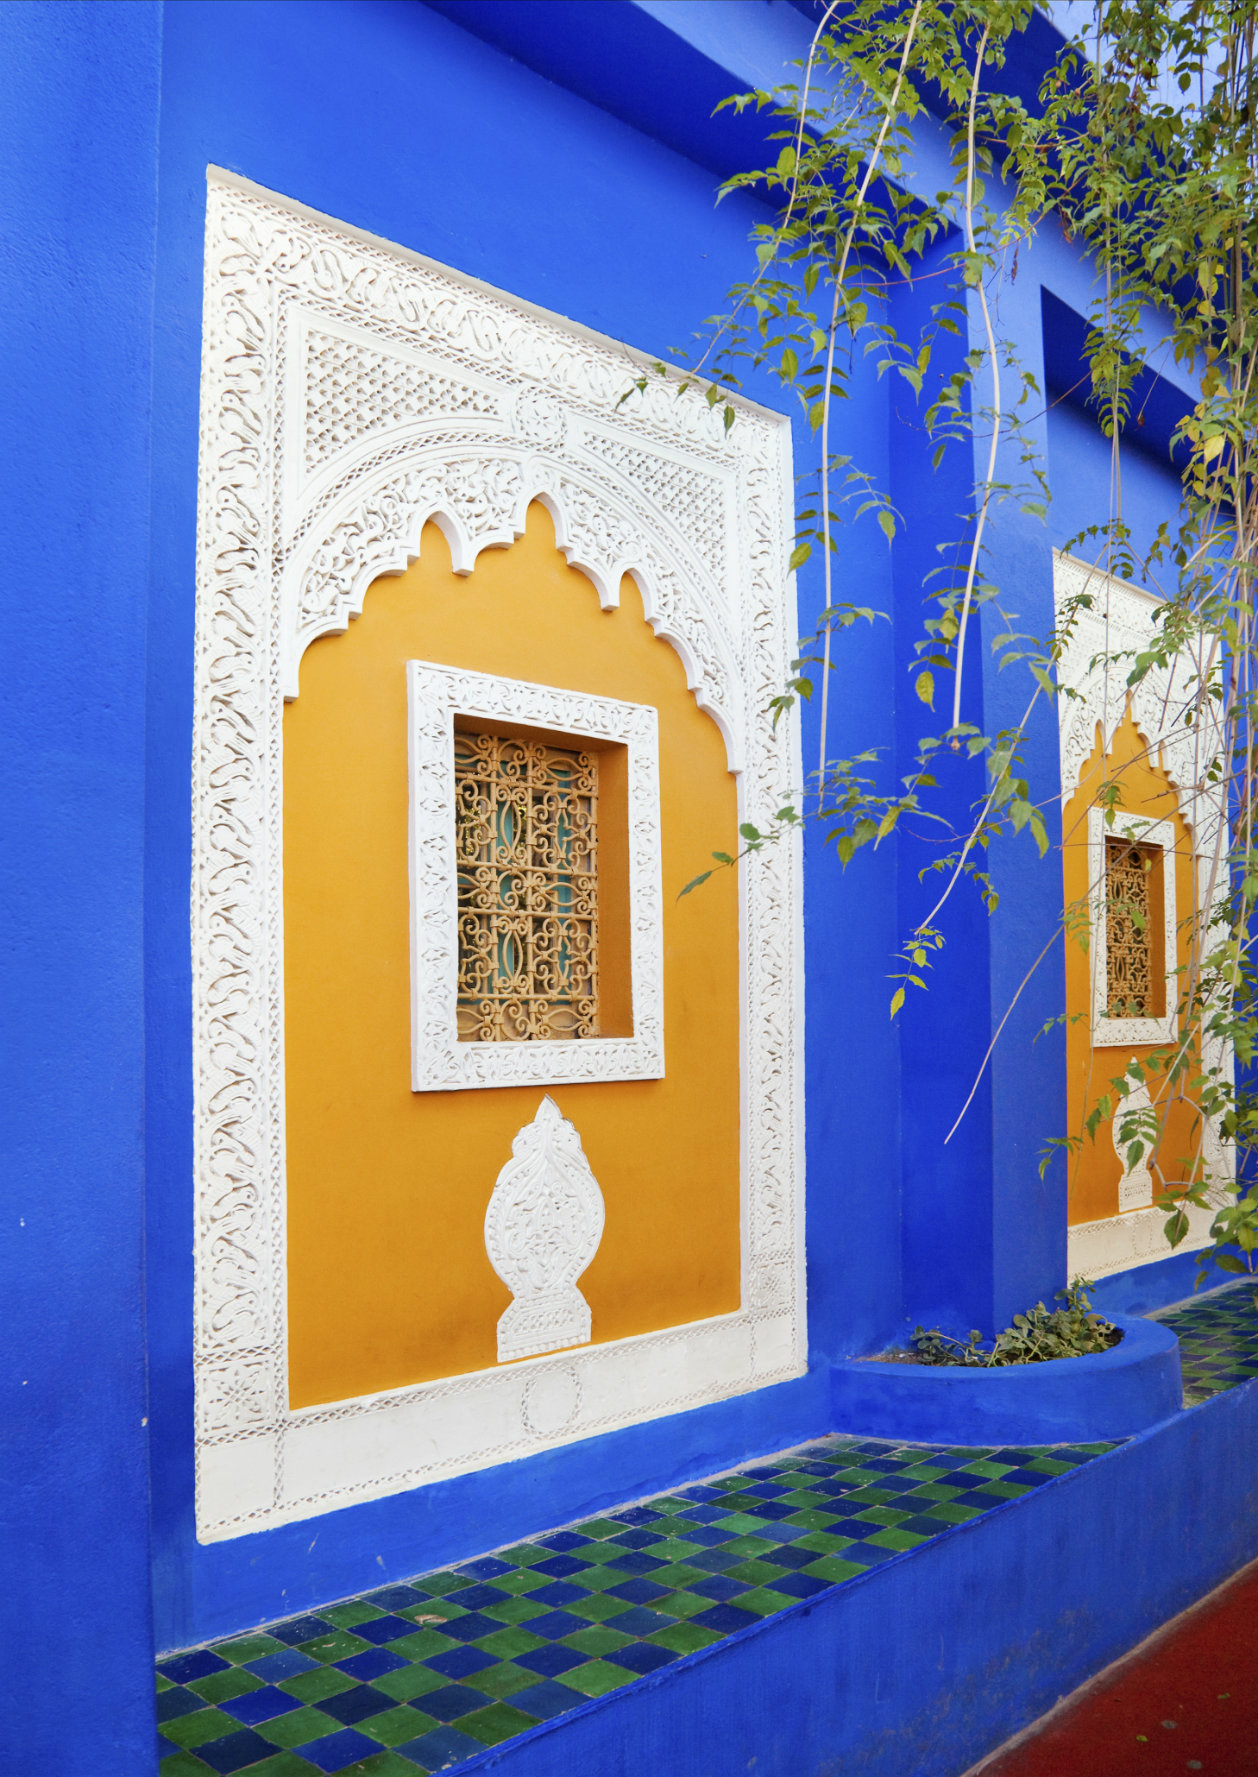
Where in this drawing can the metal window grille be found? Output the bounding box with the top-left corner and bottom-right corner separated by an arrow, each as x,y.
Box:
455,731 -> 599,1041
1105,837 -> 1158,1018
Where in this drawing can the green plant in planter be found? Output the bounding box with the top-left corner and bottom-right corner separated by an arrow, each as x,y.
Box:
910,1279 -> 1121,1366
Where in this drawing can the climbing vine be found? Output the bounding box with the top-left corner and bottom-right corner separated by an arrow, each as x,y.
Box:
653,0 -> 1258,1280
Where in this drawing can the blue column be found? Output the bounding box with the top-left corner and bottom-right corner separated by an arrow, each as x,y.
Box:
889,246 -> 1066,1337
0,3 -> 162,1769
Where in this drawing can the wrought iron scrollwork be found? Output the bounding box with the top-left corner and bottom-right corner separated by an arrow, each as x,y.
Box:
455,732 -> 599,1040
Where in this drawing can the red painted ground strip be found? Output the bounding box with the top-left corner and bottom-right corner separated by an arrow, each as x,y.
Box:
976,1562 -> 1258,1777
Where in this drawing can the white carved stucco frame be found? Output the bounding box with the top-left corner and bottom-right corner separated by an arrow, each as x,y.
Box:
1054,551 -> 1230,1280
407,663 -> 663,1090
191,172 -> 805,1540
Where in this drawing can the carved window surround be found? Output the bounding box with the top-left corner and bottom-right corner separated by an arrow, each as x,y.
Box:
1055,552 -> 1230,1276
191,171 -> 805,1541
408,663 -> 663,1090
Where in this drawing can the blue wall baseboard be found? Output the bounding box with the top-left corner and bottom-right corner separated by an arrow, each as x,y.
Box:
458,1380 -> 1258,1777
1091,1248 -> 1243,1316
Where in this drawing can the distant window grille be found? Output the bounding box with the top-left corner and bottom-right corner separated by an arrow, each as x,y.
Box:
1104,837 -> 1162,1019
455,732 -> 599,1041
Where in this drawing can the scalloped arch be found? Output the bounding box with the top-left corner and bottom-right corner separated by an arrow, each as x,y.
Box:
1054,550 -> 1217,845
282,453 -> 744,769
1065,705 -> 1197,843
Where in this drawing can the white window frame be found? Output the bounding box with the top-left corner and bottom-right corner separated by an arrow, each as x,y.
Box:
407,661 -> 663,1091
1088,805 -> 1177,1048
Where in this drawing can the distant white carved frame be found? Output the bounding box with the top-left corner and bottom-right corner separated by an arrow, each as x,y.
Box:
191,171 -> 805,1541
407,664 -> 662,1091
1055,551 -> 1230,1281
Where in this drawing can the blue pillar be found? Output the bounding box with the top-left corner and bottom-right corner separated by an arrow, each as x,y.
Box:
0,3 -> 162,1769
889,245 -> 1066,1337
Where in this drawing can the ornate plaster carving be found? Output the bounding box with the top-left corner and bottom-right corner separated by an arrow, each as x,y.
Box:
406,663 -> 663,1091
1067,1200 -> 1217,1280
1054,550 -> 1218,838
192,172 -> 804,1540
485,1097 -> 606,1362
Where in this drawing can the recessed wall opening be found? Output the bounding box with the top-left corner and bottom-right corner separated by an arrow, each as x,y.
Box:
452,717 -> 633,1042
1103,836 -> 1166,1022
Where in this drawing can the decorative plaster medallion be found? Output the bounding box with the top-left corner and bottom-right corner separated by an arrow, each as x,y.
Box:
406,663 -> 662,1090
485,1097 -> 606,1362
522,1365 -> 582,1439
191,171 -> 805,1540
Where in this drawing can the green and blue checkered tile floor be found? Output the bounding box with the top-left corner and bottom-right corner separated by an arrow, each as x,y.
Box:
158,1282 -> 1257,1777
1154,1275 -> 1258,1404
156,1438 -> 1117,1777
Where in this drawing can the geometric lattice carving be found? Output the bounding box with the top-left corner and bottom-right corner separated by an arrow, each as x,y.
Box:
455,733 -> 599,1042
193,171 -> 803,1540
485,1097 -> 606,1361
305,328 -> 498,472
583,430 -> 727,582
1104,838 -> 1159,1020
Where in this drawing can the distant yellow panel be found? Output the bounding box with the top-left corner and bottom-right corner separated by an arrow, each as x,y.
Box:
283,503 -> 741,1407
1062,712 -> 1201,1225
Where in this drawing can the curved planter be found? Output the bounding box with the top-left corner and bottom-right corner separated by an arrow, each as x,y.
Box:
829,1314 -> 1181,1446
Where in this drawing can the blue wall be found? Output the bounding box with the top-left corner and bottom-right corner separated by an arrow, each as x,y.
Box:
1,10 -> 1219,1772
0,4 -> 163,1770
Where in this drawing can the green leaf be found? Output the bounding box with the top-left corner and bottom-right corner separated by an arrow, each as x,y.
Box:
878,509 -> 896,544
915,670 -> 934,708
889,987 -> 906,1019
678,870 -> 713,899
788,542 -> 811,571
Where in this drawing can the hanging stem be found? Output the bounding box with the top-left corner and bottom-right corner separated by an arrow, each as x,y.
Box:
950,24 -> 1000,737
818,0 -> 926,789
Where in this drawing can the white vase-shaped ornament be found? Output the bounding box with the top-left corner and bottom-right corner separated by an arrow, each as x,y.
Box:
485,1095 -> 606,1362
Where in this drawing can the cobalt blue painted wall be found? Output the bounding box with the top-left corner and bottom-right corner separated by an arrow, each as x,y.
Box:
1092,1249 -> 1240,1317
144,0 -> 904,1651
889,243 -> 1000,1340
1047,396 -> 1185,585
1,17 -> 1210,1763
0,4 -> 162,1770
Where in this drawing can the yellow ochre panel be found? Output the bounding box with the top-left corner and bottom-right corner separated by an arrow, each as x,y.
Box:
1062,711 -> 1200,1226
283,504 -> 741,1408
